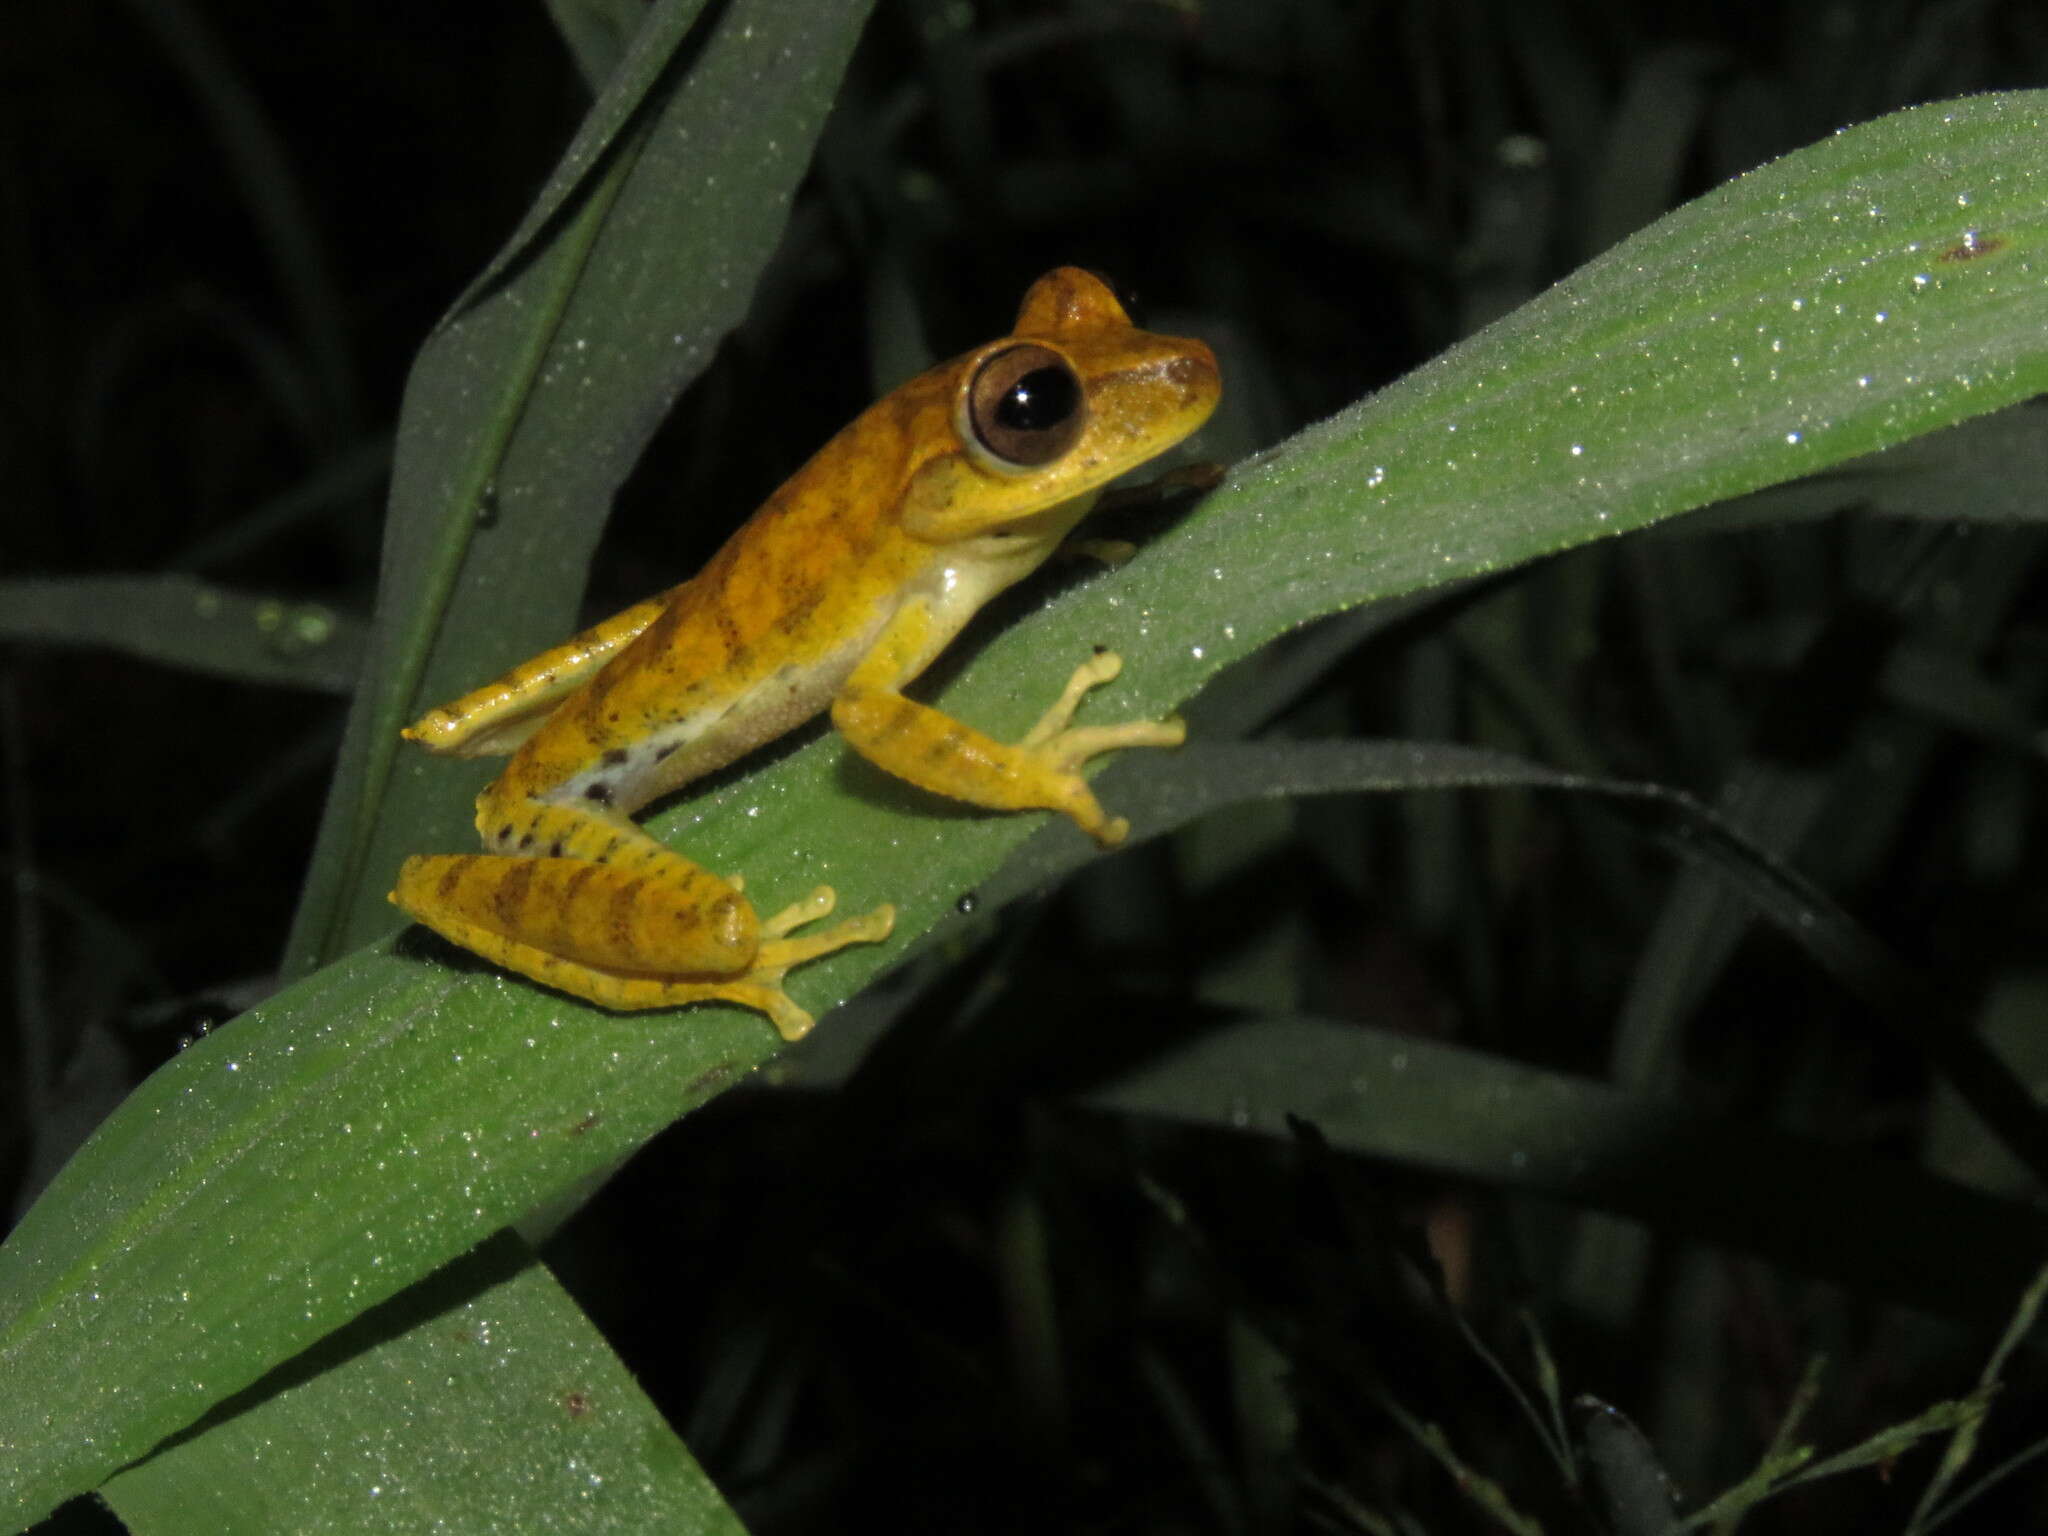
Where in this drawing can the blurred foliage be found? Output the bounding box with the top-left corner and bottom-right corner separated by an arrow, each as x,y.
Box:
5,0 -> 2048,1532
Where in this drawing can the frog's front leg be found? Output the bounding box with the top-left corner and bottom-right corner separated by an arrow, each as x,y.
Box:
390,798 -> 893,1040
403,593 -> 672,759
830,598 -> 1183,846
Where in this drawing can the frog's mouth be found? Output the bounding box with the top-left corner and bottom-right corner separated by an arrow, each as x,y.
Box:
980,492 -> 1102,544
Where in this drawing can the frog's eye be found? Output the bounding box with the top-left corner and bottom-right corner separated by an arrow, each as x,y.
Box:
965,343 -> 1086,469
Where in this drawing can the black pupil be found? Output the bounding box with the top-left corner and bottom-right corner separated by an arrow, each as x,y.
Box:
997,366 -> 1080,433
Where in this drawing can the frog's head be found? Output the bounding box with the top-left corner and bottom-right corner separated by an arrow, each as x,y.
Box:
897,267 -> 1221,545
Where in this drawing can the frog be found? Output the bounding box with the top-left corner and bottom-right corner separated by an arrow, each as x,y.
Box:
391,267 -> 1222,1040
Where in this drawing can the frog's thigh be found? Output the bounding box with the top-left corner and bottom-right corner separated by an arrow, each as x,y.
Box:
830,601 -> 1183,845
397,871 -> 792,1039
393,853 -> 894,1039
394,851 -> 759,979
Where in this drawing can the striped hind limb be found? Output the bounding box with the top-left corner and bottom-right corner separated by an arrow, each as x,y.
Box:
390,806 -> 893,1038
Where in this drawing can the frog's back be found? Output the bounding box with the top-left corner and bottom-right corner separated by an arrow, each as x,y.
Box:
492,384 -> 950,816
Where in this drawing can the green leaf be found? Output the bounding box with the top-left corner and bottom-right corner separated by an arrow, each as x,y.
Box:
0,576 -> 362,694
542,0 -> 655,94
282,0 -> 873,978
99,1238 -> 746,1535
9,89 -> 2048,1527
1076,1009 -> 2047,1321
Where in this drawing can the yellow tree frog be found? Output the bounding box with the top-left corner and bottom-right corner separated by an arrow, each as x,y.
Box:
392,267 -> 1221,1039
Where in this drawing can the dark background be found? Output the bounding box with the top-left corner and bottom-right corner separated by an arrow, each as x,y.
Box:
7,1 -> 2048,1530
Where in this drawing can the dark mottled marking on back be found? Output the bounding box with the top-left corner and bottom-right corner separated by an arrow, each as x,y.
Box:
712,604 -> 746,665
572,614 -> 658,733
585,781 -> 613,806
436,863 -> 464,902
769,575 -> 828,639
642,589 -> 689,650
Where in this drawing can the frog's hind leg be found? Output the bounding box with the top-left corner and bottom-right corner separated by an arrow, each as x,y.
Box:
391,801 -> 892,1039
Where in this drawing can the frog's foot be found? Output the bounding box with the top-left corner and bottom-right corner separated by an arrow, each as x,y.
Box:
585,888 -> 893,1039
1017,651 -> 1185,847
757,886 -> 897,969
739,889 -> 898,1036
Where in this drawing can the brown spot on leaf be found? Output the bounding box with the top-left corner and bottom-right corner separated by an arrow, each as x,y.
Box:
1938,231 -> 2005,262
686,1063 -> 736,1098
